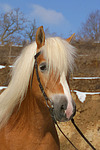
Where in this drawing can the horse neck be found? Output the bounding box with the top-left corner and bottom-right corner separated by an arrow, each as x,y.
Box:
7,87 -> 55,132
1,88 -> 60,150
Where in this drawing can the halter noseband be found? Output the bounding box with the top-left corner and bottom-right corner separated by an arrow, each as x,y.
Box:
33,51 -> 96,150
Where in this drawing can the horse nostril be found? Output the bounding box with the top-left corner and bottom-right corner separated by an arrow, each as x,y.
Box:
61,105 -> 64,110
51,94 -> 68,121
60,104 -> 66,114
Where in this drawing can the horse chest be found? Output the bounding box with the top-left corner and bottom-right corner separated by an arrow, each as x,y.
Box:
0,129 -> 60,150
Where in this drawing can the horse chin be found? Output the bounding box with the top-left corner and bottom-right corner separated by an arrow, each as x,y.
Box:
54,114 -> 68,122
54,112 -> 75,122
55,117 -> 68,122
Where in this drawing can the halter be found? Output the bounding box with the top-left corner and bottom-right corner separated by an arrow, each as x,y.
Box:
32,51 -> 96,150
34,52 -> 54,109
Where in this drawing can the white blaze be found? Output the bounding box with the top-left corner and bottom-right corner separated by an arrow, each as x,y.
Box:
60,72 -> 73,119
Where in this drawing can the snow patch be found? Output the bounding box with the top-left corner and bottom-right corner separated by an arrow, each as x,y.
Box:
0,65 -> 14,69
9,65 -> 14,68
0,86 -> 7,90
0,65 -> 5,69
73,77 -> 100,80
74,90 -> 100,103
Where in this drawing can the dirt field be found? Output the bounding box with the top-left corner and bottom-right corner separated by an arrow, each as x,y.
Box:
0,43 -> 100,150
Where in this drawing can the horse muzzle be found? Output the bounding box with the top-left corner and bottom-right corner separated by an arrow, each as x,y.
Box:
51,94 -> 76,122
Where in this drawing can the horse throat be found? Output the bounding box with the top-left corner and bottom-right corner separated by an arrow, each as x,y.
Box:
6,88 -> 56,134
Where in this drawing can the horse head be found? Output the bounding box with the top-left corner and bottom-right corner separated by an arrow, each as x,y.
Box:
31,26 -> 76,122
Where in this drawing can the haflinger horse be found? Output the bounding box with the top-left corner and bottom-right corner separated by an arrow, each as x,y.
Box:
0,26 -> 76,150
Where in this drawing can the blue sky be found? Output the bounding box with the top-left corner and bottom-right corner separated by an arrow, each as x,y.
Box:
0,0 -> 100,38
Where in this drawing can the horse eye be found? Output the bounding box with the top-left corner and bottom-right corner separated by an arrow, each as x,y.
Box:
39,62 -> 48,72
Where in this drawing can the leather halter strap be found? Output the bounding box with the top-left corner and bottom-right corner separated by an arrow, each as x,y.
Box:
34,51 -> 54,109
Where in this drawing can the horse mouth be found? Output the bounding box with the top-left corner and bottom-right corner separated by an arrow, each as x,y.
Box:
54,106 -> 76,122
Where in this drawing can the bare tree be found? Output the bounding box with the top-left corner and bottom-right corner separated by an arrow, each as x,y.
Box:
0,8 -> 27,44
77,10 -> 100,42
0,8 -> 57,45
24,20 -> 57,44
25,19 -> 37,43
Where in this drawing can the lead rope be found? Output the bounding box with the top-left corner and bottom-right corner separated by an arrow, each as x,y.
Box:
55,120 -> 78,150
71,118 -> 96,150
33,52 -> 96,150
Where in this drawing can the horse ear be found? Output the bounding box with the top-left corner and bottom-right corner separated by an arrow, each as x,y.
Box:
36,26 -> 45,49
66,33 -> 75,43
